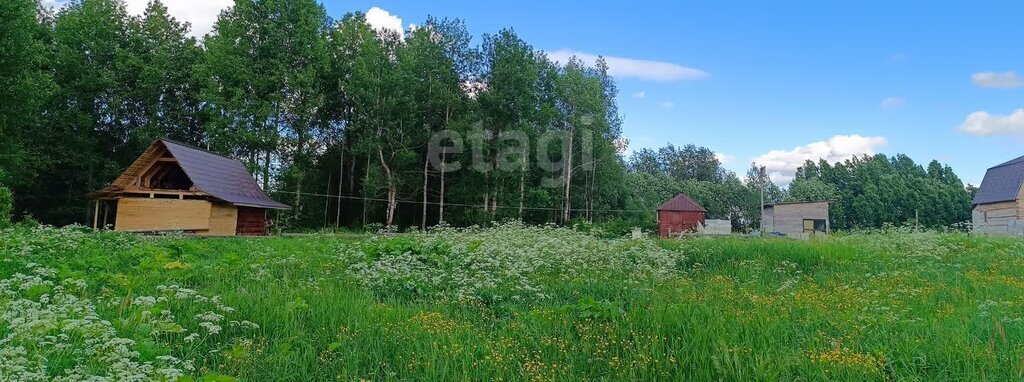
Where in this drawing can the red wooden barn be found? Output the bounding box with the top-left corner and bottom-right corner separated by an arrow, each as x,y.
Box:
656,194 -> 706,237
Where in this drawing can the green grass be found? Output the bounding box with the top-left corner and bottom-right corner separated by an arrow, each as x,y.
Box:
2,224 -> 1024,381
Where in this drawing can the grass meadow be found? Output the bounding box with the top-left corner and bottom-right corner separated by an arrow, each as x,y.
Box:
2,223 -> 1024,381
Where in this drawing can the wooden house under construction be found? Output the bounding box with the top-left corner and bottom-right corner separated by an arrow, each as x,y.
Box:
89,139 -> 288,236
972,155 -> 1024,235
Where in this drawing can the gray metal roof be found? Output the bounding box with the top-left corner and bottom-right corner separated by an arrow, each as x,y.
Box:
974,155 -> 1024,205
161,140 -> 289,209
765,200 -> 831,207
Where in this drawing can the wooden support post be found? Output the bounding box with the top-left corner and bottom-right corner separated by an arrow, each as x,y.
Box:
92,201 -> 100,229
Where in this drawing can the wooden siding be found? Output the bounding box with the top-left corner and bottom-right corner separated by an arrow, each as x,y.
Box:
236,207 -> 268,236
658,210 -> 705,237
115,198 -> 211,232
204,203 -> 238,236
762,202 -> 829,239
972,183 -> 1024,235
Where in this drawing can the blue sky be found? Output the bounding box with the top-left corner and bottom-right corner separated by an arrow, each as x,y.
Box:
82,0 -> 1024,185
324,0 -> 1024,186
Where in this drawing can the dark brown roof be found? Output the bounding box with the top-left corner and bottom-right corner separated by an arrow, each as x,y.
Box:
974,155 -> 1024,205
162,140 -> 288,209
657,194 -> 706,212
97,139 -> 288,210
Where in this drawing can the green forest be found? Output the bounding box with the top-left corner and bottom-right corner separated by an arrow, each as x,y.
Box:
0,0 -> 975,232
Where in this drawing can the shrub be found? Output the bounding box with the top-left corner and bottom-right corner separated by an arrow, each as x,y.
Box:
0,185 -> 12,228
339,222 -> 685,304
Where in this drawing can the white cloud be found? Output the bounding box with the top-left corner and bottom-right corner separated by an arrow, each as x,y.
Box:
546,49 -> 709,82
365,6 -> 406,37
714,152 -> 734,165
461,80 -> 487,99
972,71 -> 1023,88
41,0 -> 68,10
658,101 -> 675,109
959,108 -> 1024,136
752,135 -> 888,185
124,0 -> 233,38
880,96 -> 906,109
632,91 -> 646,98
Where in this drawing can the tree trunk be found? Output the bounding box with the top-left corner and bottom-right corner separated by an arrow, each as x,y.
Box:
262,150 -> 271,191
387,188 -> 397,226
421,154 -> 429,230
294,181 -> 302,225
439,107 -> 450,225
362,151 -> 370,225
324,172 -> 331,227
439,149 -> 446,224
336,140 -> 344,227
349,152 -> 356,195
294,136 -> 306,224
519,153 -> 526,220
588,146 -> 598,223
483,171 -> 489,211
591,159 -> 597,223
562,123 -> 575,223
378,148 -> 396,226
491,185 -> 498,217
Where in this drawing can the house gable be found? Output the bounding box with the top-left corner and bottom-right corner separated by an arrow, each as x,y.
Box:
94,139 -> 287,209
971,155 -> 1024,235
974,155 -> 1024,205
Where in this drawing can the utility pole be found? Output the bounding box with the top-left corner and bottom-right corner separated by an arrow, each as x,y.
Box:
759,166 -> 766,235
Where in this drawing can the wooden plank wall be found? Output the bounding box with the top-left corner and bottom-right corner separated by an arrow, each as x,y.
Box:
205,203 -> 238,236
236,207 -> 268,236
658,210 -> 705,237
972,185 -> 1024,235
764,202 -> 829,238
115,198 -> 211,232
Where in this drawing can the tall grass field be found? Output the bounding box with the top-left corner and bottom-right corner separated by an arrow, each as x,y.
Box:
2,223 -> 1023,381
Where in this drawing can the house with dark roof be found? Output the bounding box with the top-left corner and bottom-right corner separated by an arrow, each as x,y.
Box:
89,139 -> 288,236
656,194 -> 706,237
972,155 -> 1024,235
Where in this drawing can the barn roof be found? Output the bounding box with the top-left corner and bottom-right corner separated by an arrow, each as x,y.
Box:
657,194 -> 706,212
96,139 -> 288,209
974,155 -> 1024,205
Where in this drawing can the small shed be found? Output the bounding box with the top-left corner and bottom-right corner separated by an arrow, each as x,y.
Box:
656,194 -> 706,237
89,139 -> 289,236
972,155 -> 1024,235
762,201 -> 830,239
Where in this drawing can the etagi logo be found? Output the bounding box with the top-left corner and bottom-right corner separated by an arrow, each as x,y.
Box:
427,124 -> 594,188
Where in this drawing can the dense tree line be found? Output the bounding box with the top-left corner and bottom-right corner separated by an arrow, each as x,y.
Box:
0,0 -> 974,231
789,155 -> 972,229
1,0 -> 631,229
622,144 -> 781,230
623,144 -> 973,231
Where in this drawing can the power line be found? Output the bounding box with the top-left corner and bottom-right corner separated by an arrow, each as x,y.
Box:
269,189 -> 652,214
